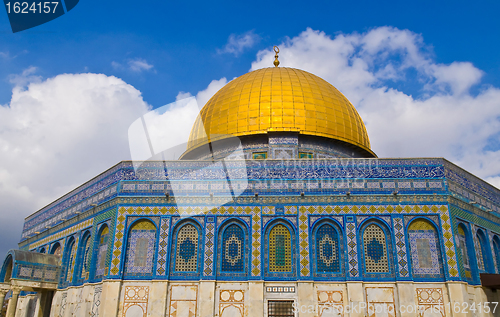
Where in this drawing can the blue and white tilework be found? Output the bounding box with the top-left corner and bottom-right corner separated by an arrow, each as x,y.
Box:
408,231 -> 441,277
393,217 -> 409,278
220,224 -> 245,272
346,221 -> 359,277
203,221 -> 216,276
315,224 -> 340,273
298,207 -> 310,276
124,230 -> 156,275
156,218 -> 170,276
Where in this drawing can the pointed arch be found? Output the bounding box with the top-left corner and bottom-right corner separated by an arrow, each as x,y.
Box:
456,223 -> 473,281
264,219 -> 296,278
62,236 -> 77,284
0,254 -> 13,283
75,230 -> 92,282
218,219 -> 248,276
94,224 -> 110,279
360,219 -> 394,279
407,218 -> 444,280
50,242 -> 61,257
171,220 -> 202,277
493,236 -> 500,274
476,229 -> 492,273
312,219 -> 343,277
124,219 -> 157,277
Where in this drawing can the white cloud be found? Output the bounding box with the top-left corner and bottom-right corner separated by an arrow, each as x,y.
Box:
0,72 -> 150,254
128,58 -> 154,72
196,78 -> 228,107
218,31 -> 260,56
251,27 -> 500,186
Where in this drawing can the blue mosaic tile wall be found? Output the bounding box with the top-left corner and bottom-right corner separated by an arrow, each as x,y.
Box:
124,228 -> 156,277
220,224 -> 245,273
408,230 -> 443,279
21,158 -> 500,242
315,224 -> 340,273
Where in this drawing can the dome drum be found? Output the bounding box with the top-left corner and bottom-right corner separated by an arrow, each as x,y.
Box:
181,132 -> 376,160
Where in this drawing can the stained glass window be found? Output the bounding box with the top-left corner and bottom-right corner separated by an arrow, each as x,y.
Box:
96,225 -> 109,278
269,224 -> 291,272
363,224 -> 388,273
175,224 -> 199,272
124,220 -> 156,276
315,224 -> 340,273
221,224 -> 245,272
408,220 -> 443,279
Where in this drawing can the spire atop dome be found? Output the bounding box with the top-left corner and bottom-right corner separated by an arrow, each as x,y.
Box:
273,46 -> 280,67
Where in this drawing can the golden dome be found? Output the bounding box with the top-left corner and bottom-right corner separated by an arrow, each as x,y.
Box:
187,67 -> 374,155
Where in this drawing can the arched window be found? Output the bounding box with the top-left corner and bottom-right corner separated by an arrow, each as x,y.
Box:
39,247 -> 46,253
64,237 -> 77,283
219,223 -> 245,273
269,224 -> 292,273
50,242 -> 62,266
362,222 -> 392,277
457,224 -> 472,280
76,232 -> 92,282
124,220 -> 157,277
476,230 -> 491,273
314,223 -> 341,275
407,219 -> 444,279
95,225 -> 109,278
493,236 -> 500,274
174,224 -> 200,272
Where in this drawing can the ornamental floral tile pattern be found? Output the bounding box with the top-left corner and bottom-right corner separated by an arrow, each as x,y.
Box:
346,222 -> 359,277
251,207 -> 261,277
203,222 -> 215,276
299,204 -> 458,278
156,218 -> 170,276
30,218 -> 93,250
393,217 -> 409,278
298,206 -> 310,276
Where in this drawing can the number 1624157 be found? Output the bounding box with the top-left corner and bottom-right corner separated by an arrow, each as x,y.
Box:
5,2 -> 59,14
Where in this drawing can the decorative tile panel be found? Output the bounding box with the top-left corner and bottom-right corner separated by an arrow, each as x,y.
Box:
203,222 -> 216,276
30,218 -> 93,250
251,207 -> 261,277
346,222 -> 358,277
416,288 -> 444,317
392,217 -> 409,278
122,286 -> 149,317
219,290 -> 244,317
298,207 -> 310,276
156,218 -> 170,276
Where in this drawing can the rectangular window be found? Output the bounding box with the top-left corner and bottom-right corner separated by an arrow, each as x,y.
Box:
299,152 -> 313,159
416,238 -> 432,268
252,152 -> 267,159
268,300 -> 294,317
134,238 -> 149,267
98,245 -> 107,270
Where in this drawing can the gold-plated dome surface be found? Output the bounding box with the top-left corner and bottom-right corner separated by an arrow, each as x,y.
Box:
187,67 -> 372,154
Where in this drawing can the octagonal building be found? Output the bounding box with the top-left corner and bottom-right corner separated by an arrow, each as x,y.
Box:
1,65 -> 500,317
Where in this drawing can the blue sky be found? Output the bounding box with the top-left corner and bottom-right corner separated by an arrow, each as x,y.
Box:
1,0 -> 500,255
